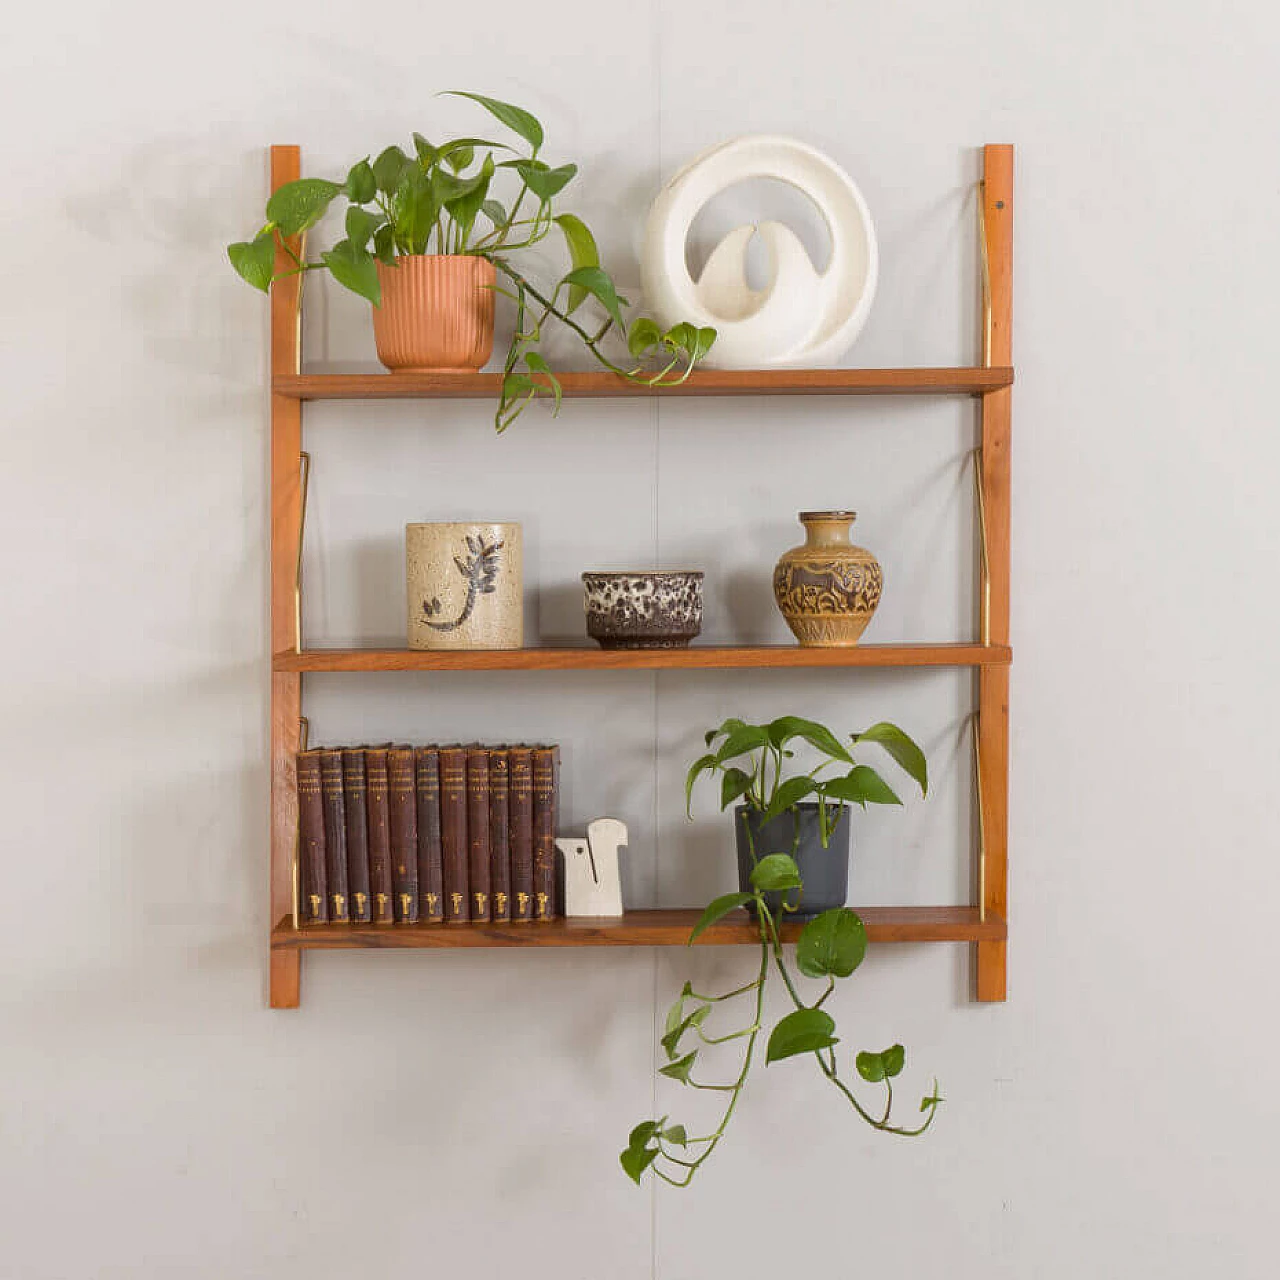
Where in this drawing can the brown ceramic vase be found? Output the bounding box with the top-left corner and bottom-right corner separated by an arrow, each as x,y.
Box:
772,510 -> 883,647
372,255 -> 495,373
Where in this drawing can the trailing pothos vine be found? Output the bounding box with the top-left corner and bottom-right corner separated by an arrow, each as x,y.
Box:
227,91 -> 715,431
623,852 -> 943,1188
622,715 -> 940,1188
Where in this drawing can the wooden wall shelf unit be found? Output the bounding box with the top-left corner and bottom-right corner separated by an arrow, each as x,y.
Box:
266,142 -> 1014,1010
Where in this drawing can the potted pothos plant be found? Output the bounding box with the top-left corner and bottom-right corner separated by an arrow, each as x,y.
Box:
687,714 -> 928,917
227,91 -> 715,431
622,714 -> 938,1187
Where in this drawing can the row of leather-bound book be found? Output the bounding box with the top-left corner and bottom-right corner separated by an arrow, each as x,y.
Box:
295,743 -> 560,926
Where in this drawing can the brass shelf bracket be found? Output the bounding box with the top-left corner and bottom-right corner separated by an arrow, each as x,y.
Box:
972,447 -> 991,645
970,711 -> 987,923
294,451 -> 310,653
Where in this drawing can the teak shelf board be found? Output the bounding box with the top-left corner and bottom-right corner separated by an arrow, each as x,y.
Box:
274,366 -> 1014,401
271,907 -> 1007,951
273,643 -> 1012,673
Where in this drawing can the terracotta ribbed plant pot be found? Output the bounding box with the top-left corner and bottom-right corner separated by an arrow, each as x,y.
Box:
372,255 -> 495,373
773,510 -> 883,647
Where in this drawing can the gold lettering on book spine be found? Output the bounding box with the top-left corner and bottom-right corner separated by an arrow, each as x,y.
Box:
536,891 -> 550,919
451,892 -> 464,915
496,892 -> 508,916
473,892 -> 487,916
309,894 -> 322,917
425,892 -> 440,915
376,892 -> 390,919
399,892 -> 412,917
331,893 -> 346,918
354,892 -> 367,914
517,891 -> 530,916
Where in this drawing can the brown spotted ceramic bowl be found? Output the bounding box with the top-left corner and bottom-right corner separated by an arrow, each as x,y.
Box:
582,571 -> 704,649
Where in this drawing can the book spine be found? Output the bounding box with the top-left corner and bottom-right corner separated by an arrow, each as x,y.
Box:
414,746 -> 444,923
466,747 -> 492,922
366,747 -> 395,924
320,749 -> 350,923
341,749 -> 372,923
488,749 -> 511,923
532,744 -> 560,922
388,746 -> 420,923
439,746 -> 469,922
296,750 -> 328,925
508,746 -> 534,922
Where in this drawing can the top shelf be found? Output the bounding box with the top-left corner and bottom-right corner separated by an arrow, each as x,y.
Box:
274,366 -> 1014,401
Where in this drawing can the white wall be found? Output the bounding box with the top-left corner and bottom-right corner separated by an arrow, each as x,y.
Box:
3,2 -> 1278,1275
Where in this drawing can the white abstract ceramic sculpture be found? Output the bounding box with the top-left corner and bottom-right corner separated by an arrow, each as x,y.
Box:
641,135 -> 878,368
558,818 -> 627,917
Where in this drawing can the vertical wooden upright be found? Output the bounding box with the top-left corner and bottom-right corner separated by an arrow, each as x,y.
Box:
269,145 -> 304,1008
976,145 -> 1012,1001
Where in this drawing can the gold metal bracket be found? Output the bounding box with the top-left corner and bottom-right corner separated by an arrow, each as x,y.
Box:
972,447 -> 991,645
970,711 -> 987,923
978,180 -> 993,368
294,451 -> 310,653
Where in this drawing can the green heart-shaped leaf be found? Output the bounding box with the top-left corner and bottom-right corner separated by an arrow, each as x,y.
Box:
372,223 -> 395,264
720,767 -> 753,811
620,1144 -> 658,1184
766,715 -> 854,764
265,178 -> 342,237
561,265 -> 625,331
627,316 -> 662,358
766,1008 -> 838,1063
796,908 -> 867,978
659,1051 -> 698,1084
345,206 -> 382,251
444,153 -> 495,247
322,240 -> 380,305
663,983 -> 693,1037
373,145 -> 410,196
628,1119 -> 661,1150
714,724 -> 771,764
856,1051 -> 886,1083
345,158 -> 376,204
227,229 -> 276,292
750,854 -> 802,893
522,353 -> 561,413
852,722 -> 928,795
684,752 -> 718,817
660,1005 -> 709,1058
688,891 -> 753,943
882,1044 -> 906,1078
824,765 -> 902,808
444,91 -> 545,151
554,213 -> 599,312
761,776 -> 818,821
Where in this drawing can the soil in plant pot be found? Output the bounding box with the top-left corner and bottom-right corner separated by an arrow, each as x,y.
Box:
735,802 -> 851,921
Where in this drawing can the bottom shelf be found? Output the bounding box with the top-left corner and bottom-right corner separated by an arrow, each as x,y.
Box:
271,906 -> 1006,950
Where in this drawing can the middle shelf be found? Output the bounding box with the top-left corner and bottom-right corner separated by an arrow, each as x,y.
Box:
274,643 -> 1012,672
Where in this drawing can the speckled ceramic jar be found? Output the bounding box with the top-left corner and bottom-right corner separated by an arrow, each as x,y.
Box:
582,571 -> 704,649
772,511 -> 882,647
407,522 -> 523,650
